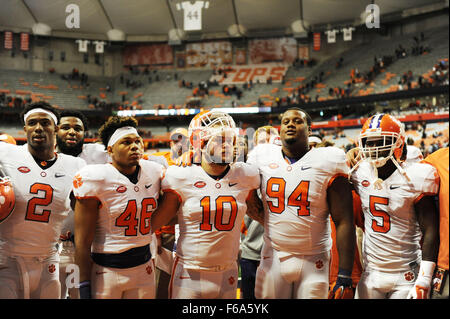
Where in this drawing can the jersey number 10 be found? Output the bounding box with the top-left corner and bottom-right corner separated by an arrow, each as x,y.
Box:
200,196 -> 238,231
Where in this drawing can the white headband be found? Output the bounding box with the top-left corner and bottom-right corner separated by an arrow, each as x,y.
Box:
23,108 -> 58,125
107,126 -> 139,147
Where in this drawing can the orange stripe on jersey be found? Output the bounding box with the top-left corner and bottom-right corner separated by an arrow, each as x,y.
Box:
327,173 -> 349,189
162,188 -> 183,204
169,256 -> 180,299
414,192 -> 438,204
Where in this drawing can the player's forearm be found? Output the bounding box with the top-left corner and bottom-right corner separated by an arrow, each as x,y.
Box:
75,246 -> 93,282
335,221 -> 356,272
421,227 -> 439,262
246,197 -> 264,225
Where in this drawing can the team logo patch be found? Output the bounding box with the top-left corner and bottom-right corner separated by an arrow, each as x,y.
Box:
194,181 -> 206,188
146,265 -> 152,275
269,163 -> 279,169
215,183 -> 221,189
116,186 -> 127,193
404,271 -> 415,282
315,260 -> 324,270
18,166 -> 31,173
48,264 -> 56,274
228,276 -> 235,285
362,180 -> 370,187
73,174 -> 83,188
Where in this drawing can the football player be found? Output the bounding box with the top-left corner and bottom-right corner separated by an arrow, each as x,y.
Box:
247,107 -> 356,299
350,114 -> 439,299
56,110 -> 105,299
151,127 -> 190,299
423,147 -> 449,299
150,109 -> 263,299
0,102 -> 86,299
73,116 -> 164,299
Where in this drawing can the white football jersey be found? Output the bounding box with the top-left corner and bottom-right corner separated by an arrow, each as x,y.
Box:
0,143 -> 86,257
406,145 -> 423,164
247,144 -> 349,256
72,160 -> 164,254
78,143 -> 110,165
162,162 -> 260,270
351,161 -> 439,272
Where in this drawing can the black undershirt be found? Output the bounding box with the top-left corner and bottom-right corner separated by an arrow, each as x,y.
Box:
122,165 -> 140,184
32,154 -> 58,170
206,165 -> 231,181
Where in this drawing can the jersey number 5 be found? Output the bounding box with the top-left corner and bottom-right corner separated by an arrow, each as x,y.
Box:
25,183 -> 53,223
266,178 -> 310,216
369,195 -> 390,233
116,198 -> 156,236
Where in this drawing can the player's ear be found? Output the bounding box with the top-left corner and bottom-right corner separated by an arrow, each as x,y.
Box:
107,145 -> 113,155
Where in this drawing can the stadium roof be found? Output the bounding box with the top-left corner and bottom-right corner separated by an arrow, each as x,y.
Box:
0,0 -> 446,42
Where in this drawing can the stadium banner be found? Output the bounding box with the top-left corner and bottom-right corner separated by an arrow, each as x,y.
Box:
298,45 -> 309,60
309,111 -> 449,129
123,43 -> 174,66
249,37 -> 297,64
4,31 -> 13,49
185,41 -> 232,68
235,49 -> 246,65
313,32 -> 321,51
20,33 -> 29,51
209,63 -> 289,85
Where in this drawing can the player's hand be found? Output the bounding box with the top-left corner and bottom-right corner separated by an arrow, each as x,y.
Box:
407,260 -> 435,299
328,269 -> 354,299
346,147 -> 361,168
176,150 -> 193,167
407,284 -> 430,299
156,232 -> 162,255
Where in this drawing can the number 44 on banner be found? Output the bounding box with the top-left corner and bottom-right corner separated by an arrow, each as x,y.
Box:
176,1 -> 210,31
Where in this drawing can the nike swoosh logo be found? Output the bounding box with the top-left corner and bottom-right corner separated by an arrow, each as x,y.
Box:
145,184 -> 152,189
179,276 -> 190,279
228,182 -> 238,187
390,185 -> 401,190
263,256 -> 270,260
301,167 -> 312,171
96,271 -> 106,275
55,173 -> 65,178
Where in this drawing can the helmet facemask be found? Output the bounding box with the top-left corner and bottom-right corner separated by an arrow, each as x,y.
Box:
359,132 -> 403,168
188,110 -> 237,165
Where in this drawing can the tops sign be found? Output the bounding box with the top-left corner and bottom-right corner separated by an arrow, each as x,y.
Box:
210,63 -> 288,85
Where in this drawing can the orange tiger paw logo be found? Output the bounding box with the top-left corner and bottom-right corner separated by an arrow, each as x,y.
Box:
73,174 -> 83,188
315,260 -> 324,269
404,271 -> 415,281
48,264 -> 56,274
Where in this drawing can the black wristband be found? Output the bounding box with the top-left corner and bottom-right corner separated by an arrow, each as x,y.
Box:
79,280 -> 91,299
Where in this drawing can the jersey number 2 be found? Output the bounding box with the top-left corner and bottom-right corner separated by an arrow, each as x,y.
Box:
25,183 -> 53,223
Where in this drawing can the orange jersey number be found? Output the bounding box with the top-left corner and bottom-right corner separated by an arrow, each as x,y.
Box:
200,196 -> 238,231
266,178 -> 310,216
116,198 -> 157,236
369,195 -> 390,233
25,183 -> 53,223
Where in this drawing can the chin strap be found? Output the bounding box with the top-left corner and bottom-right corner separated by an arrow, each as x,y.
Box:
372,156 -> 411,190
